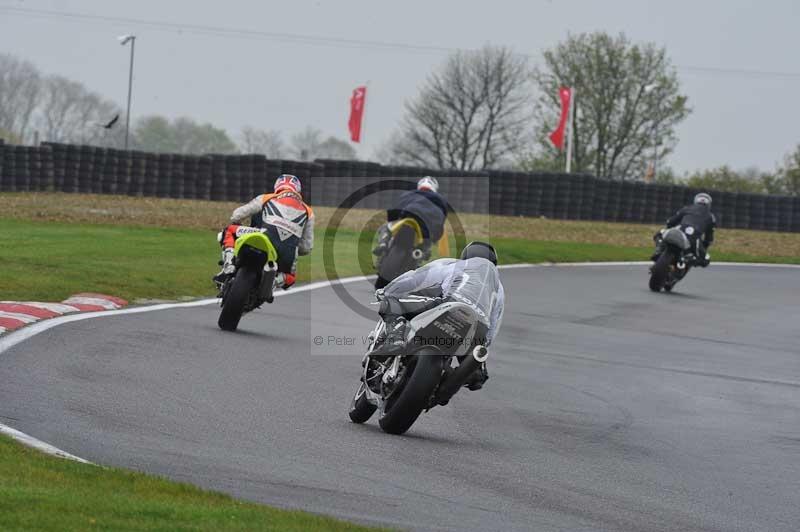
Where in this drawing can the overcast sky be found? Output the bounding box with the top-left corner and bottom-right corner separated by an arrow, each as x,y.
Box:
2,0 -> 799,173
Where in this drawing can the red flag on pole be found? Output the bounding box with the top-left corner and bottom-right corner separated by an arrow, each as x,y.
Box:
549,86 -> 572,151
348,86 -> 367,143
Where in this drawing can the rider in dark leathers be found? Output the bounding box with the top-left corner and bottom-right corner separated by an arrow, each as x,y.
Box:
653,192 -> 716,266
373,177 -> 448,260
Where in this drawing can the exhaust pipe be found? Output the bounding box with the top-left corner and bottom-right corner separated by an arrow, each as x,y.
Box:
433,345 -> 488,406
258,262 -> 277,304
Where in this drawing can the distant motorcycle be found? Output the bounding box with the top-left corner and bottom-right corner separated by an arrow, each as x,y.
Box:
216,231 -> 278,331
374,218 -> 428,289
348,295 -> 489,435
649,227 -> 704,292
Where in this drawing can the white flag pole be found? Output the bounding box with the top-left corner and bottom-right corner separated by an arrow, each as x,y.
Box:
565,87 -> 576,173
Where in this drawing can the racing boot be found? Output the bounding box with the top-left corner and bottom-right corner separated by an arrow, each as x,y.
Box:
274,272 -> 296,290
374,316 -> 408,356
372,224 -> 392,257
463,361 -> 489,391
213,248 -> 235,285
650,230 -> 665,261
649,248 -> 661,262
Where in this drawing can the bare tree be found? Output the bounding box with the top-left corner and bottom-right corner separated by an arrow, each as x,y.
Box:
39,75 -> 82,143
0,53 -> 42,143
38,75 -> 123,146
386,45 -> 531,171
530,32 -> 690,180
290,126 -> 323,160
240,126 -> 284,157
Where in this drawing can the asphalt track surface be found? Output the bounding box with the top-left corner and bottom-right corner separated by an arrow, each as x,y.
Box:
1,264 -> 799,532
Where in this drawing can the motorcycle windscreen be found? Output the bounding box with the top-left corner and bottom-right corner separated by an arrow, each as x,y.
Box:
444,258 -> 502,325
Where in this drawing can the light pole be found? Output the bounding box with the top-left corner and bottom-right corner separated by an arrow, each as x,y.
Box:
118,34 -> 136,149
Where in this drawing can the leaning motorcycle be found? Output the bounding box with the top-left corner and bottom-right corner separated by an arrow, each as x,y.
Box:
374,218 -> 428,289
348,295 -> 489,435
216,231 -> 278,331
649,227 -> 704,292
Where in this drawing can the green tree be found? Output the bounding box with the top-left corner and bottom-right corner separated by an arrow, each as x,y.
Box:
133,116 -> 237,154
0,127 -> 22,144
778,144 -> 800,196
685,166 -> 767,193
514,149 -> 565,172
758,173 -> 786,195
653,166 -> 679,185
532,32 -> 690,180
290,126 -> 356,160
133,116 -> 178,152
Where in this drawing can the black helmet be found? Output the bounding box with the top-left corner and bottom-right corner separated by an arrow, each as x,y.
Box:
460,241 -> 498,265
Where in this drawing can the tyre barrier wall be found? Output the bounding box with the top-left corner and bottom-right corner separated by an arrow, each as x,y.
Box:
0,141 -> 798,232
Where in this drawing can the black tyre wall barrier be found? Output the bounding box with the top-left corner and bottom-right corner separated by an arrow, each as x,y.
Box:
116,150 -> 131,196
182,156 -> 198,199
170,154 -> 185,199
225,155 -> 241,201
210,155 -> 227,201
2,143 -> 800,232
197,156 -> 212,200
1,144 -> 15,192
0,140 -> 5,191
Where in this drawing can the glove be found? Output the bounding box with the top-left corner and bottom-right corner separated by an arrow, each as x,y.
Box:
375,288 -> 386,302
653,229 -> 665,243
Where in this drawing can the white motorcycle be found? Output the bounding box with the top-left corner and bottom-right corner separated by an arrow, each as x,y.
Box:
348,295 -> 489,435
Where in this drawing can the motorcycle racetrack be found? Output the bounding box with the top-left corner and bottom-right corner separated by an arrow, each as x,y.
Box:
1,263 -> 798,532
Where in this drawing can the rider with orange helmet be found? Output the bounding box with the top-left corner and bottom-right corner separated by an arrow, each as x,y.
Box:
214,174 -> 314,290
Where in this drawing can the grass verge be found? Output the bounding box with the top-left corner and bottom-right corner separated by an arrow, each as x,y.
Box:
0,218 -> 374,302
2,216 -> 797,303
3,192 -> 800,258
0,434 -> 383,532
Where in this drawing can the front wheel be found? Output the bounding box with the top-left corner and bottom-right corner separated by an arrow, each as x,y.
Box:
649,251 -> 673,292
218,269 -> 257,331
378,350 -> 443,435
348,382 -> 377,423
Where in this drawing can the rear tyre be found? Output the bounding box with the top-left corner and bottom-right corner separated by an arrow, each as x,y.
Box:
348,382 -> 377,423
378,350 -> 443,435
218,269 -> 256,331
649,252 -> 672,293
377,226 -> 416,286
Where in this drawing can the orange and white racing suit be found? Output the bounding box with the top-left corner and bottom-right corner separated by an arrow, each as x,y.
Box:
220,191 -> 314,288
